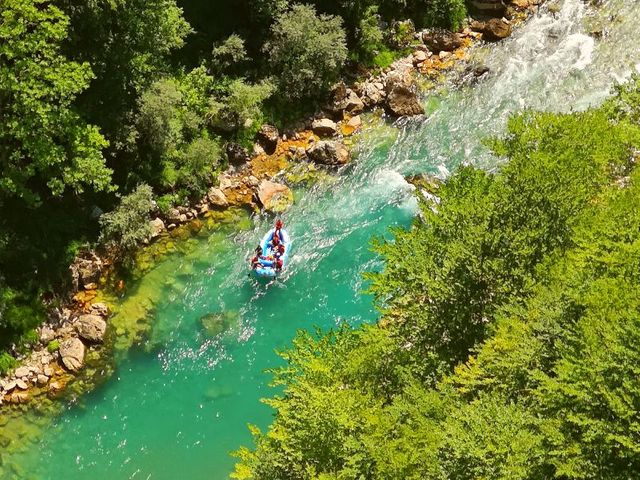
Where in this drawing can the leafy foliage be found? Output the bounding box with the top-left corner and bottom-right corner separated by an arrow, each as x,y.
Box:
234,79 -> 640,479
0,0 -> 112,205
263,4 -> 348,101
98,184 -> 155,252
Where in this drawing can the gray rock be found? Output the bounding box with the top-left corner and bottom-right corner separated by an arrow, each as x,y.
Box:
39,326 -> 55,344
312,118 -> 338,137
327,84 -> 365,115
307,141 -> 351,166
76,314 -> 107,343
90,302 -> 109,317
59,338 -> 85,372
207,187 -> 229,208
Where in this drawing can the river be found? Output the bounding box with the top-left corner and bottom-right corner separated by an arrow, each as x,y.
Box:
3,0 -> 640,478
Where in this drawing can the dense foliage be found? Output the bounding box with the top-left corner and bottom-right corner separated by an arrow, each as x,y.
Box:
233,78 -> 640,479
0,0 -> 466,354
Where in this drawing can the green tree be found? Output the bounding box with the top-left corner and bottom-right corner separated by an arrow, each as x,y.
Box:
263,4 -> 348,101
0,0 -> 112,205
99,184 -> 154,252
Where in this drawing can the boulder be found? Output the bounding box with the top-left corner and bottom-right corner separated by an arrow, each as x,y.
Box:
385,85 -> 425,117
312,118 -> 338,137
36,375 -> 49,386
207,187 -> 229,208
327,84 -> 365,115
471,19 -> 512,41
59,338 -> 85,372
226,143 -> 250,166
166,208 -> 181,223
43,365 -> 55,377
15,379 -> 28,390
256,181 -> 294,213
3,380 -> 17,392
307,141 -> 351,166
255,124 -> 279,155
14,366 -> 30,378
149,218 -> 165,239
422,30 -> 464,53
70,255 -> 103,290
76,314 -> 107,343
90,302 -> 109,317
413,50 -> 428,64
39,326 -> 56,344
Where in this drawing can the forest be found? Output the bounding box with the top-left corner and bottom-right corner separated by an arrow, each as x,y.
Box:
233,78 -> 640,479
0,0 -> 465,367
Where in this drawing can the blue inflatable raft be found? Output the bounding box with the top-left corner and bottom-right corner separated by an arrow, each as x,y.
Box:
253,228 -> 291,278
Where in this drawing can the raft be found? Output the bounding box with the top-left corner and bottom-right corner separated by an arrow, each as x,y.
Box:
253,228 -> 291,278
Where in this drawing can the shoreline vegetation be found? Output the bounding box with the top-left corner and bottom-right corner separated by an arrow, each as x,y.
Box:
0,0 -> 542,410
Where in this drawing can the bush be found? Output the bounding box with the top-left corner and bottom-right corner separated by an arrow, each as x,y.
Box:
211,34 -> 249,75
0,352 -> 17,375
47,340 -> 61,353
0,287 -> 45,348
263,4 -> 348,101
99,184 -> 155,252
421,0 -> 467,31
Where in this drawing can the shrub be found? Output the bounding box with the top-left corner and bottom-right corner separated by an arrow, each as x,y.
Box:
421,0 -> 467,31
263,4 -> 348,101
47,340 -> 61,353
211,34 -> 249,74
99,184 -> 155,252
0,352 -> 17,375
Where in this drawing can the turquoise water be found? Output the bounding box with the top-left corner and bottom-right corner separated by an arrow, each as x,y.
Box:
5,0 -> 640,478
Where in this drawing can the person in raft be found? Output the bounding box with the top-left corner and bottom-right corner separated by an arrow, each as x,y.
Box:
274,219 -> 284,242
251,245 -> 264,269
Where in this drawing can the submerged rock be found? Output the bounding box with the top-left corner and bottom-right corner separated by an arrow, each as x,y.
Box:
59,338 -> 85,372
307,140 -> 350,165
385,85 -> 425,117
199,311 -> 239,337
256,180 -> 294,213
76,314 -> 107,343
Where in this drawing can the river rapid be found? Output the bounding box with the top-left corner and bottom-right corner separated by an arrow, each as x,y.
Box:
3,1 -> 640,478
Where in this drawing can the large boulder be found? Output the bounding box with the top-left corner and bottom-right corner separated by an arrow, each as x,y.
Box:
256,181 -> 294,213
255,124 -> 279,155
226,142 -> 250,166
312,118 -> 338,137
70,254 -> 103,290
326,84 -> 365,116
422,30 -> 464,53
207,187 -> 229,208
75,314 -> 107,343
307,141 -> 351,166
471,19 -> 512,41
385,85 -> 425,117
59,338 -> 85,372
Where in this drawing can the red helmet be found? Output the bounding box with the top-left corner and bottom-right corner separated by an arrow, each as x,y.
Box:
275,219 -> 283,229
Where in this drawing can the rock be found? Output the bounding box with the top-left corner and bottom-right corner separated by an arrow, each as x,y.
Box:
39,326 -> 56,344
307,141 -> 351,166
43,365 -> 54,377
76,314 -> 107,343
226,143 -> 250,166
385,85 -> 425,117
207,187 -> 229,208
8,391 -> 29,404
83,282 -> 97,290
199,203 -> 209,215
15,379 -> 28,390
359,82 -> 385,107
49,381 -> 64,394
14,366 -> 30,378
166,208 -> 181,223
312,118 -> 338,137
179,214 -> 188,223
200,311 -> 239,337
59,338 -> 85,372
347,115 -> 362,129
90,302 -> 109,317
256,181 -> 294,213
245,175 -> 260,187
149,218 -> 165,239
413,50 -> 428,64
71,255 -> 103,290
327,84 -> 365,115
3,380 -> 16,392
255,124 -> 279,155
422,30 -> 464,53
36,375 -> 49,386
471,18 -> 512,41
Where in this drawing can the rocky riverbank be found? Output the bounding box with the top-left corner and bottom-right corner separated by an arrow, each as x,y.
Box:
0,0 -> 543,411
